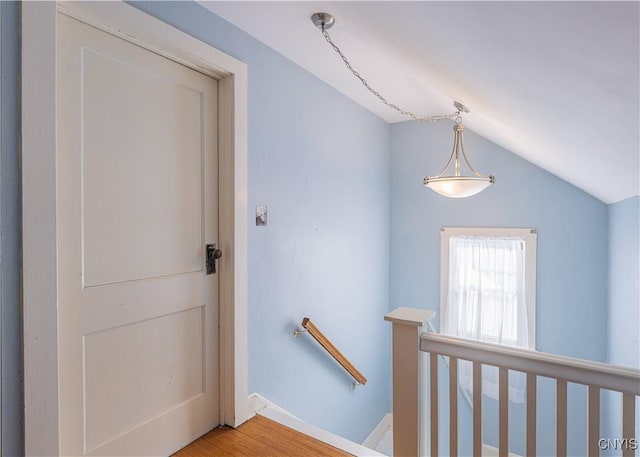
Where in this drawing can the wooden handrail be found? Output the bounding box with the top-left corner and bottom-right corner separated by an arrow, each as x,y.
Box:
300,318 -> 367,386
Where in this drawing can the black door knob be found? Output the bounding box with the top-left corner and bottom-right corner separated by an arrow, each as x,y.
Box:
206,244 -> 222,274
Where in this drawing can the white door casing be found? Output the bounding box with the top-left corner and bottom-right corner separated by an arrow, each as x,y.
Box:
22,2 -> 248,455
0,4 -> 3,453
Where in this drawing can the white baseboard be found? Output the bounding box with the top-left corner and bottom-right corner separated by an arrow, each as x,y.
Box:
247,393 -> 385,457
482,443 -> 521,457
248,392 -> 301,420
362,413 -> 392,449
248,394 -> 523,457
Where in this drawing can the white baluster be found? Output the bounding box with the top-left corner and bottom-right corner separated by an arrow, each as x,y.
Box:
588,386 -> 600,457
526,373 -> 536,457
431,353 -> 439,457
473,362 -> 482,457
499,367 -> 508,457
556,379 -> 567,457
622,393 -> 635,457
450,356 -> 458,457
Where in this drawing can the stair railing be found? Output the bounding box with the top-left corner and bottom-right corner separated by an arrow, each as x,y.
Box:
385,307 -> 640,457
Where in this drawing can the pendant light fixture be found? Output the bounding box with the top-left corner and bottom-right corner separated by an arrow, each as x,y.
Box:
423,102 -> 495,198
312,12 -> 495,198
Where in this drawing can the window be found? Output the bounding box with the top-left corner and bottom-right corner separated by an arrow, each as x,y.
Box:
440,227 -> 537,402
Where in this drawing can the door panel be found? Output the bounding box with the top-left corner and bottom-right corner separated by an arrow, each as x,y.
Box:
57,13 -> 219,456
81,48 -> 203,287
84,307 -> 204,450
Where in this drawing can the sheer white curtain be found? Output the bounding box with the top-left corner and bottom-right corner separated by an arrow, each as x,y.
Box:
443,236 -> 529,403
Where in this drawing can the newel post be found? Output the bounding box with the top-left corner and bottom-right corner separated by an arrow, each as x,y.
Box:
385,307 -> 436,457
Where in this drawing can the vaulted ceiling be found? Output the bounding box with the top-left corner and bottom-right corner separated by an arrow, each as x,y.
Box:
201,1 -> 639,204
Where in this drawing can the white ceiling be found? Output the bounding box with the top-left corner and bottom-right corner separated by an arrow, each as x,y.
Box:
200,1 -> 639,204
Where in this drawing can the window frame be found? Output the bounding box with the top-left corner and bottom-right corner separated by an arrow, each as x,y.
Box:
440,227 -> 537,350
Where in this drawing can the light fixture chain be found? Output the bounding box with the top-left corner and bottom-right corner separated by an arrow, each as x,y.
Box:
321,28 -> 458,122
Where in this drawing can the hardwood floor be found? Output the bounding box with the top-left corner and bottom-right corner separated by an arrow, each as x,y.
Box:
172,415 -> 354,457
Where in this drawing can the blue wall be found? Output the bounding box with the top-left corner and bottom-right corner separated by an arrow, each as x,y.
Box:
390,120 -> 609,455
604,196 -> 640,448
131,1 -> 391,443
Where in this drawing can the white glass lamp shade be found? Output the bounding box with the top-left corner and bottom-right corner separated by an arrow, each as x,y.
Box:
424,175 -> 494,198
424,121 -> 495,198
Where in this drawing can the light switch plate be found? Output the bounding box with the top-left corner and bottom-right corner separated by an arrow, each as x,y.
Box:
256,206 -> 267,226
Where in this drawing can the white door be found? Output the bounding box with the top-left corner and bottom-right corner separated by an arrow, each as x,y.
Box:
56,13 -> 219,456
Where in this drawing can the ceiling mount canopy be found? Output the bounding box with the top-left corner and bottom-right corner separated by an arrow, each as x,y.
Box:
311,12 -> 495,198
310,12 -> 335,30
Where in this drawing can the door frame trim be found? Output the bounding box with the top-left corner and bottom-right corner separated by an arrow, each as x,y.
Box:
0,4 -> 3,453
22,2 -> 249,454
